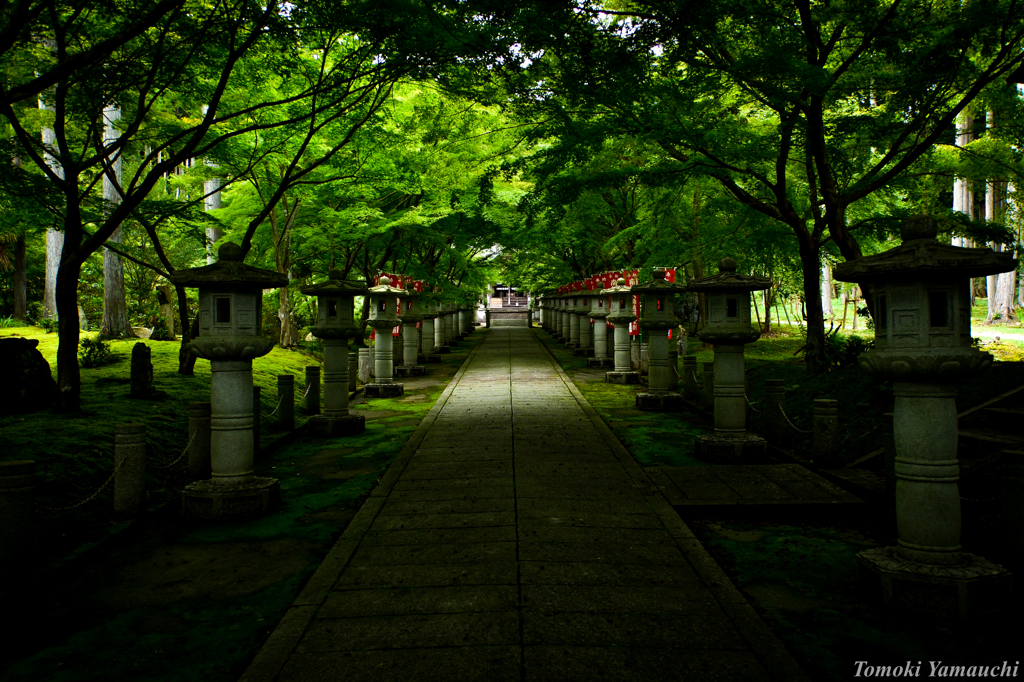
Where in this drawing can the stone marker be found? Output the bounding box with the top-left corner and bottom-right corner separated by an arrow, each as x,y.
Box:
188,402 -> 212,481
835,214 -> 1015,619
114,423 -> 146,518
604,278 -> 640,384
0,460 -> 35,577
689,257 -> 771,462
681,355 -> 699,401
813,398 -> 839,462
170,242 -> 284,519
304,366 -> 320,415
365,276 -> 405,399
396,283 -> 426,377
0,337 -> 56,414
300,271 -> 368,436
632,269 -> 688,411
129,342 -> 157,399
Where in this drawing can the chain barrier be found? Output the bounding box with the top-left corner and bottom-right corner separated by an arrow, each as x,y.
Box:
37,457 -> 126,512
960,494 -> 998,503
745,393 -> 760,413
149,428 -> 198,470
265,393 -> 286,418
779,404 -> 812,435
300,382 -> 312,400
692,371 -> 703,389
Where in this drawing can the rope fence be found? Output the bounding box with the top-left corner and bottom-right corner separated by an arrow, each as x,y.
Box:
37,457 -> 126,512
779,403 -> 812,435
149,428 -> 198,470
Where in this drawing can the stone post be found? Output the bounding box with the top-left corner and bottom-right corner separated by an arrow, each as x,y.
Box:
305,366 -> 320,415
702,362 -> 715,408
445,306 -> 458,347
813,399 -> 839,462
639,342 -> 650,375
763,380 -> 786,444
188,402 -> 212,481
681,355 -> 699,401
358,347 -> 371,384
433,312 -> 449,353
567,302 -> 581,348
312,338 -> 365,435
252,387 -> 261,455
277,373 -> 295,431
114,423 -> 146,518
0,460 -> 35,576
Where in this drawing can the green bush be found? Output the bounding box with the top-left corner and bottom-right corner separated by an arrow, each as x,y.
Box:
149,315 -> 174,341
79,337 -> 115,367
38,317 -> 58,333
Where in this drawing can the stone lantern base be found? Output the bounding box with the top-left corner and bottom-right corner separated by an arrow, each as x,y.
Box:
635,391 -> 684,412
606,370 -> 640,385
421,352 -> 442,363
396,364 -> 426,377
434,345 -> 451,354
181,477 -> 280,520
571,347 -> 593,358
695,433 -> 767,463
307,413 -> 366,437
365,382 -> 405,398
588,357 -> 614,369
857,546 -> 1013,620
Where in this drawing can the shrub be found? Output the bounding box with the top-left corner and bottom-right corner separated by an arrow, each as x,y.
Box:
149,315 -> 174,341
38,317 -> 58,333
79,337 -> 114,367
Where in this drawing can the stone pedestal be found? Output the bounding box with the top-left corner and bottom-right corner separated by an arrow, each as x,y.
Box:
588,319 -> 613,368
181,477 -> 281,520
694,434 -> 767,463
607,323 -> 639,384
366,330 -> 404,398
357,347 -> 372,384
695,344 -> 766,462
566,312 -> 580,348
309,338 -> 366,436
422,318 -> 441,362
636,331 -> 682,411
397,321 -> 425,377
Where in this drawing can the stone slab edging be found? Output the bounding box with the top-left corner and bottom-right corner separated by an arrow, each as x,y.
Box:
239,337 -> 486,682
534,329 -> 811,682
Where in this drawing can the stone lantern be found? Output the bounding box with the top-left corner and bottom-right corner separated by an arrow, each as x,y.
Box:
366,275 -> 405,398
170,242 -> 287,519
834,215 -> 1015,618
632,269 -> 689,410
588,285 -> 614,368
688,257 -> 771,461
299,271 -> 367,437
605,278 -> 640,384
420,292 -> 442,362
397,283 -> 426,377
572,288 -> 595,356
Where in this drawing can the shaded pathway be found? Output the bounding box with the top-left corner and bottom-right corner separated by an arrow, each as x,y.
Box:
243,327 -> 807,681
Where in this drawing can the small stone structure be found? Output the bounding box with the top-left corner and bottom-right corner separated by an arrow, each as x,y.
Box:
689,258 -> 771,462
129,342 -> 157,399
571,290 -> 594,357
587,289 -> 614,368
170,242 -> 286,519
365,276 -> 405,399
633,269 -> 688,411
396,283 -> 426,377
0,337 -> 56,414
604,278 -> 640,384
835,214 -> 1015,619
300,271 -> 368,435
114,423 -> 147,518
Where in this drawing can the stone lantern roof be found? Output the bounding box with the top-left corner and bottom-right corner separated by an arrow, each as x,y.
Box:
685,258 -> 770,293
601,277 -> 633,295
368,275 -> 406,295
629,268 -> 689,294
169,243 -> 288,289
834,215 -> 1016,283
298,269 -> 367,297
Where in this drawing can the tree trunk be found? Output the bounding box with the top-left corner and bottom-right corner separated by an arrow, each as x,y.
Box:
762,286 -> 772,335
175,283 -> 197,375
799,238 -> 827,374
821,262 -> 834,317
13,232 -> 27,319
45,229 -> 62,319
204,176 -> 222,264
53,254 -> 83,412
100,105 -> 132,338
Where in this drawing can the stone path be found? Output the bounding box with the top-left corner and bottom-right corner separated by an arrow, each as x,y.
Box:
242,327 -> 807,682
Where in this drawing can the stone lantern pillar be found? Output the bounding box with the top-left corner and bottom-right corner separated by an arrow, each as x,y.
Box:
561,295 -> 572,344
443,302 -> 458,347
572,290 -> 594,357
605,278 -> 640,384
565,292 -> 581,349
170,242 -> 287,519
299,271 -> 367,437
834,215 -> 1015,618
365,276 -> 405,398
397,283 -> 426,377
552,296 -> 563,339
420,293 -> 441,362
588,287 -> 613,368
632,269 -> 689,411
688,258 -> 771,462
432,296 -> 451,354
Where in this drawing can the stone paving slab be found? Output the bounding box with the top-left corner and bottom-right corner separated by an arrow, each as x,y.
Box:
650,463 -> 866,507
241,328 -> 809,682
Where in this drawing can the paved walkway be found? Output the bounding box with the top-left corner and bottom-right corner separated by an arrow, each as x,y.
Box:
242,328 -> 807,682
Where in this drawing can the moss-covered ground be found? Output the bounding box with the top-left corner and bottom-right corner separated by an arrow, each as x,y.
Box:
0,326 -> 481,682
535,325 -> 1023,682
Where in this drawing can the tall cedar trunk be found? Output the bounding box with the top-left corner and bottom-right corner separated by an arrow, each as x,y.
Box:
204,176 -> 222,264
13,232 -> 27,319
762,287 -> 772,335
54,253 -> 83,412
176,282 -> 198,375
821,263 -> 834,317
798,236 -> 827,374
44,229 -> 61,319
100,105 -> 132,338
